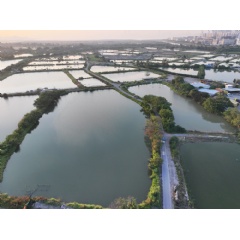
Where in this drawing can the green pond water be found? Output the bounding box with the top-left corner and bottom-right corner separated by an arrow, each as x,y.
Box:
0,90 -> 150,207
180,142 -> 240,209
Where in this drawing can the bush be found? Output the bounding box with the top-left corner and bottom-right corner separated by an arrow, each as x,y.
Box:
109,196 -> 138,209
203,95 -> 234,115
66,202 -> 102,209
223,107 -> 240,128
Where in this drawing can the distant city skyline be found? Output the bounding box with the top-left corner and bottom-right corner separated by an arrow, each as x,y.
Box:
0,30 -> 202,42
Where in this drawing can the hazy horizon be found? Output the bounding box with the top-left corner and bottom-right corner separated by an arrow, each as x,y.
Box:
0,30 -> 202,42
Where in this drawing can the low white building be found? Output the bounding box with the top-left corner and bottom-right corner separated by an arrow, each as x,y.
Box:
225,84 -> 234,89
191,82 -> 210,89
198,89 -> 218,96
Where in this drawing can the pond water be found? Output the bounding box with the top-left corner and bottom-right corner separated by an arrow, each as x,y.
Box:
79,78 -> 106,87
28,60 -> 85,65
168,62 -> 187,66
180,142 -> 240,209
14,54 -> 33,58
0,90 -> 150,206
99,50 -> 119,54
209,56 -> 233,61
0,59 -> 23,71
63,55 -> 83,60
0,72 -> 76,94
129,84 -> 235,132
101,52 -> 118,56
153,57 -> 178,61
23,64 -> 85,71
160,67 -> 198,76
90,66 -> 135,73
192,61 -> 215,66
201,54 -> 215,58
102,71 -> 160,82
110,60 -> 134,64
0,96 -> 38,142
230,58 -> 240,63
161,67 -> 240,83
68,70 -> 91,79
183,50 -> 210,53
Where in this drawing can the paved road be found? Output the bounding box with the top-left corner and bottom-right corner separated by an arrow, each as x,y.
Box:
84,59 -> 139,100
161,134 -> 174,209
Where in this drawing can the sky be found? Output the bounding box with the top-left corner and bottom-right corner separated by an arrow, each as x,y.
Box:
0,30 -> 202,42
0,0 -> 239,43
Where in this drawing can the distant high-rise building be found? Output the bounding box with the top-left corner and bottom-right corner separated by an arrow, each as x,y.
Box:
219,37 -> 236,45
236,35 -> 240,46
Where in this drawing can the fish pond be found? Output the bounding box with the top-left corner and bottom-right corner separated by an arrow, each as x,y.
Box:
0,59 -> 23,71
0,90 -> 150,207
160,67 -> 240,83
0,72 -> 76,94
180,142 -> 240,209
102,71 -> 160,82
129,83 -> 235,132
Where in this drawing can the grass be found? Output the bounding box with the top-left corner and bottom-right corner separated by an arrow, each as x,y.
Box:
64,70 -> 85,89
0,193 -> 103,209
87,54 -> 105,62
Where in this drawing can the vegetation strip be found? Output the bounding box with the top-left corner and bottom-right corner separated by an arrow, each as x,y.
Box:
0,193 -> 102,209
64,70 -> 84,88
138,115 -> 162,209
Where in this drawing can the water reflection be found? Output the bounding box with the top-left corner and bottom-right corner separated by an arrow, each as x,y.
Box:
0,90 -> 150,206
129,83 -> 235,132
0,96 -> 38,142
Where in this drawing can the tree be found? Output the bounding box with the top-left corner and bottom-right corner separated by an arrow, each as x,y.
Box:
159,108 -> 174,120
189,89 -> 209,104
172,76 -> 184,86
197,65 -> 205,79
223,108 -> 240,128
203,95 -> 233,114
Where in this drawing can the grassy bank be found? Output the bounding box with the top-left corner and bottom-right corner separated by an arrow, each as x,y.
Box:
0,193 -> 103,209
169,137 -> 193,208
64,70 -> 85,89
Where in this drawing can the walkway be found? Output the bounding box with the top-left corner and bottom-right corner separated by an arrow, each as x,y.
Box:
161,134 -> 174,209
84,59 -> 140,100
